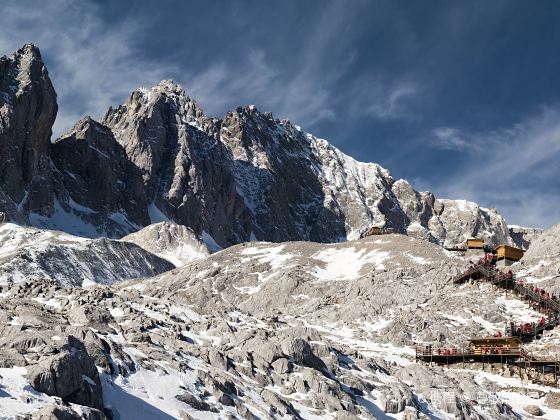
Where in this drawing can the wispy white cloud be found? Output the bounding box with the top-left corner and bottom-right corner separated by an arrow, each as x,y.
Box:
367,82 -> 419,121
431,126 -> 475,151
0,0 -> 374,137
184,1 -> 362,128
432,105 -> 560,227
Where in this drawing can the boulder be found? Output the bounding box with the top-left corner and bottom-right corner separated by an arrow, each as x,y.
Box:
524,405 -> 542,416
271,357 -> 291,374
26,348 -> 103,410
280,337 -> 326,371
31,405 -> 107,420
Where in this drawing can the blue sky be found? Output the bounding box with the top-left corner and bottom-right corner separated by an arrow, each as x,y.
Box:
1,0 -> 559,228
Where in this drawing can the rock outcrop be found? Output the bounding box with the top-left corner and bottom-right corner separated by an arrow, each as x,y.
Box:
0,44 -> 57,221
27,348 -> 103,410
51,116 -> 150,232
509,225 -> 544,250
31,406 -> 107,420
122,221 -> 210,266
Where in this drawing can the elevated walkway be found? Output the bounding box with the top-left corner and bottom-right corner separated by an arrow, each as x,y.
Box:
416,255 -> 560,387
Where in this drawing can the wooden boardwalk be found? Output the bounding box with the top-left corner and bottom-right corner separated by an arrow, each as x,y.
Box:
416,254 -> 560,387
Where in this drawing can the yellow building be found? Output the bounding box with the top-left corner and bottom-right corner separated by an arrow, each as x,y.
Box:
495,245 -> 524,266
467,238 -> 485,249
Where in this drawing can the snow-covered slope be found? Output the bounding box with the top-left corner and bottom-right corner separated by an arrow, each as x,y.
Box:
122,221 -> 210,266
0,223 -> 174,286
514,223 -> 560,293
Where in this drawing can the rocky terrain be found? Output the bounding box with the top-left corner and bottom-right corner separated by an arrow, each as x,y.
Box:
0,229 -> 559,419
0,44 -> 527,249
509,226 -> 545,251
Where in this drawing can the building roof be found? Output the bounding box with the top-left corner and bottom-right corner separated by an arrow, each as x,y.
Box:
494,244 -> 524,251
467,238 -> 485,248
469,336 -> 522,345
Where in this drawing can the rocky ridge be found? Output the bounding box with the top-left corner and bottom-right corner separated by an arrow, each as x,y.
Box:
0,44 -> 58,219
0,44 -> 528,249
0,222 -> 175,286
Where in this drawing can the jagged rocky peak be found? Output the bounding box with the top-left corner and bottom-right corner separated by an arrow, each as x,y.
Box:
435,199 -> 512,247
55,115 -> 113,148
0,43 -> 57,216
104,79 -> 210,132
101,79 -> 219,191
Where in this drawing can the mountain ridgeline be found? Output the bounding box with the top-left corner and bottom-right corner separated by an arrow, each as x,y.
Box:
0,44 -> 530,249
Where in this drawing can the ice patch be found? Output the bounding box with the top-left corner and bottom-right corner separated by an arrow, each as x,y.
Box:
30,199 -> 103,238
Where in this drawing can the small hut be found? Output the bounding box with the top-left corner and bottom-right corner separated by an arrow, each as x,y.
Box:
365,226 -> 384,236
495,245 -> 524,267
466,238 -> 485,257
467,238 -> 485,250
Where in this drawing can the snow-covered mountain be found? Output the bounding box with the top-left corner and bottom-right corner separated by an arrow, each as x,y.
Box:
0,44 -> 526,249
2,42 -> 558,420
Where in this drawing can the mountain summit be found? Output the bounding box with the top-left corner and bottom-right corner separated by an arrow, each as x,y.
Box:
0,44 -> 523,249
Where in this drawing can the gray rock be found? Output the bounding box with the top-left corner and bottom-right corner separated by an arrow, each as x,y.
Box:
280,337 -> 325,371
0,44 -> 57,220
0,347 -> 27,367
259,389 -> 299,417
30,406 -> 107,420
524,404 -> 542,416
26,349 -> 103,410
271,357 -> 291,374
51,116 -> 150,234
175,393 -> 212,411
544,392 -> 560,410
378,383 -> 414,414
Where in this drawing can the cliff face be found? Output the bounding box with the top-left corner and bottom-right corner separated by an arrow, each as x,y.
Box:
0,44 -> 521,248
0,44 -> 57,219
